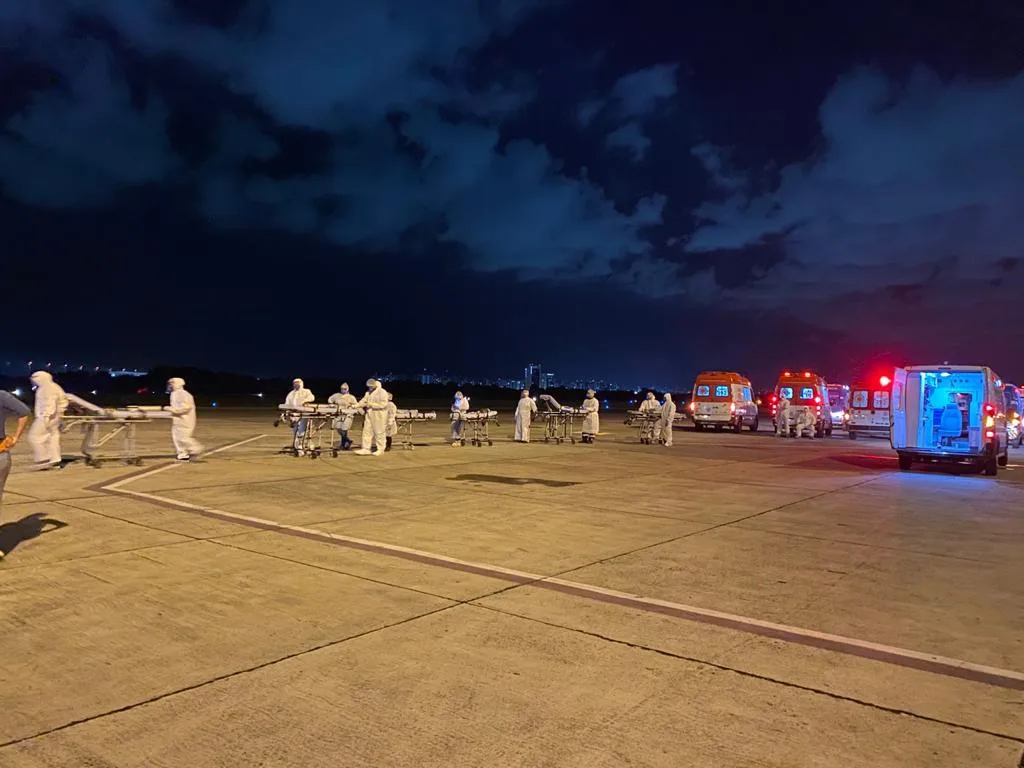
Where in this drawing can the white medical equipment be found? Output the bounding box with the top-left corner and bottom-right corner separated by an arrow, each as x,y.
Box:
453,409 -> 499,447
393,409 -> 437,450
624,409 -> 686,445
275,403 -> 356,458
60,393 -> 172,467
537,395 -> 581,444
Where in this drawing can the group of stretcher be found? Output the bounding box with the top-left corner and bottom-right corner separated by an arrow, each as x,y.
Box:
275,403 -> 439,458
451,409 -> 500,447
623,409 -> 687,445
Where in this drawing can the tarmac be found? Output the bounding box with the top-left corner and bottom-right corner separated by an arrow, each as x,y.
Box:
0,408 -> 1022,767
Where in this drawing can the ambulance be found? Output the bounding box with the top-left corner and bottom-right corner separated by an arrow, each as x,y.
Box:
846,375 -> 892,440
688,371 -> 759,432
890,365 -> 1009,475
770,370 -> 833,437
827,383 -> 851,427
1002,383 -> 1023,448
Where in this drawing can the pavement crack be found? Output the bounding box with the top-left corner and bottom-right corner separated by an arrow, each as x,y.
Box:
0,604 -> 459,751
475,604 -> 1024,747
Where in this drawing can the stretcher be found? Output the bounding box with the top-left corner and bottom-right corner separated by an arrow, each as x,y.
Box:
393,409 -> 437,450
453,409 -> 499,447
61,393 -> 172,467
275,403 -> 357,458
537,395 -> 581,444
624,409 -> 686,445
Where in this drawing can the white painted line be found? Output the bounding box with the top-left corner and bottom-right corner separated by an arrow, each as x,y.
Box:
100,433 -> 1024,690
102,435 -> 267,491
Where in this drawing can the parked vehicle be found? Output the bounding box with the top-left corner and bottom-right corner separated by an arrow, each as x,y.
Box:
770,370 -> 833,437
688,371 -> 759,432
847,375 -> 892,440
890,365 -> 1009,475
827,383 -> 850,428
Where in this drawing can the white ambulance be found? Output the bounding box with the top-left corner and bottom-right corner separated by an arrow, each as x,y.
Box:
847,375 -> 892,439
890,365 -> 1009,475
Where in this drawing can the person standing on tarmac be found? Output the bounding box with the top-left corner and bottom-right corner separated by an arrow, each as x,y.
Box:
0,389 -> 31,560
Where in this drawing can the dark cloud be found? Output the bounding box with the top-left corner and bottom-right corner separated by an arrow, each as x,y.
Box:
0,0 -> 677,293
684,66 -> 1024,333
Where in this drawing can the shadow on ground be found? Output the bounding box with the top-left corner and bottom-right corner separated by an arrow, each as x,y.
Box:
447,474 -> 579,488
0,513 -> 69,557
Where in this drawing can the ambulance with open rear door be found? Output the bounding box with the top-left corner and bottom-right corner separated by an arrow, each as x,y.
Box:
890,364 -> 1009,475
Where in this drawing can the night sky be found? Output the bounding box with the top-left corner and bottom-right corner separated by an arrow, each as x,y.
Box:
3,0 -> 1023,387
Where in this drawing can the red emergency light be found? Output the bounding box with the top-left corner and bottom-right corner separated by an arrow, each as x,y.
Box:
803,371 -> 811,378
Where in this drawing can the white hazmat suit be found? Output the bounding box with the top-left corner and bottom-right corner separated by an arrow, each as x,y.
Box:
775,396 -> 791,437
28,371 -> 67,467
639,392 -> 661,415
450,391 -> 469,445
285,378 -> 315,450
581,390 -> 600,443
514,390 -> 537,442
385,392 -> 398,451
354,379 -> 388,455
328,383 -> 358,450
167,377 -> 204,460
792,407 -> 816,439
659,393 -> 677,446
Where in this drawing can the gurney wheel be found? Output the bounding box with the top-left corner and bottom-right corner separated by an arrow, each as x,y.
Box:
129,458 -> 143,466
273,419 -> 281,427
332,450 -> 339,457
488,440 -> 493,446
571,438 -> 576,444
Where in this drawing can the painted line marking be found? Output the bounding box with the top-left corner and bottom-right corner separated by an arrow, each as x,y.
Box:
98,435 -> 1024,692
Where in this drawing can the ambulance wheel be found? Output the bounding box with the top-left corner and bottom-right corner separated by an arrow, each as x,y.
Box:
897,453 -> 912,471
732,421 -> 743,433
983,456 -> 998,476
748,418 -> 759,432
714,425 -> 723,432
693,423 -> 703,431
998,451 -> 1009,467
826,425 -> 833,437
848,431 -> 857,440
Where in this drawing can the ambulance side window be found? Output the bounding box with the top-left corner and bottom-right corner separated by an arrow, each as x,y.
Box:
741,387 -> 752,402
873,391 -> 890,409
852,391 -> 868,408
714,385 -> 729,397
696,385 -> 710,397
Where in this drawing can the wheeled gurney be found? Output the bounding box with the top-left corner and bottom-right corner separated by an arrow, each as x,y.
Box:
624,409 -> 686,444
453,409 -> 499,447
537,395 -> 581,444
393,409 -> 437,450
61,393 -> 172,467
276,403 -> 357,458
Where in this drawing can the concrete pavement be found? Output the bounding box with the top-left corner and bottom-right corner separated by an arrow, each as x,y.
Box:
0,409 -> 1021,767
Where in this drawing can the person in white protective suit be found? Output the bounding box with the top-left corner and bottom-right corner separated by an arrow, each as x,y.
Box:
27,371 -> 67,469
638,392 -> 661,414
514,390 -> 537,442
166,377 -> 204,460
581,389 -> 600,443
775,395 -> 791,437
792,407 -> 816,439
450,390 -> 470,446
659,392 -> 677,446
385,392 -> 398,452
284,378 -> 315,452
327,382 -> 358,450
353,379 -> 388,455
